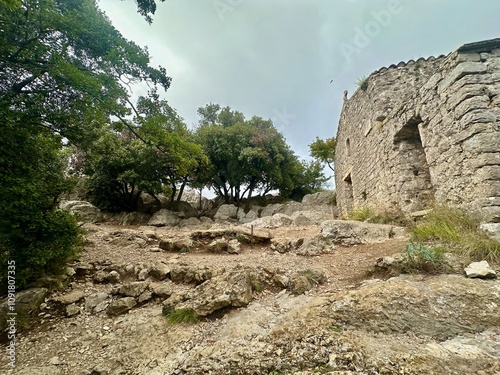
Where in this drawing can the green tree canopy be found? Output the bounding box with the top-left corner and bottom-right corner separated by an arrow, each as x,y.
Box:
0,0 -> 170,288
195,105 -> 321,204
309,137 -> 336,172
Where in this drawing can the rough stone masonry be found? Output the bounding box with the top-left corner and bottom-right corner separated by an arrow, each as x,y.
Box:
335,38 -> 500,224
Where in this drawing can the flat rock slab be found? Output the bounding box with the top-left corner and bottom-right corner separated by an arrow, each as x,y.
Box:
191,226 -> 273,241
464,260 -> 497,279
320,220 -> 403,246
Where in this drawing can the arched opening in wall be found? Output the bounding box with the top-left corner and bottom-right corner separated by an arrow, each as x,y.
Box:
343,173 -> 354,213
346,138 -> 351,156
394,115 -> 435,212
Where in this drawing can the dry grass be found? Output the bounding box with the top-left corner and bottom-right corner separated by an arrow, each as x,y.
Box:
410,204 -> 500,262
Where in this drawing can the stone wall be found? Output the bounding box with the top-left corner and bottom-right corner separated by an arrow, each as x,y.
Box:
335,38 -> 500,223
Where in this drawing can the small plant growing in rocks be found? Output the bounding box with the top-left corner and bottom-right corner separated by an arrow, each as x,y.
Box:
164,308 -> 199,325
400,241 -> 447,274
356,75 -> 369,91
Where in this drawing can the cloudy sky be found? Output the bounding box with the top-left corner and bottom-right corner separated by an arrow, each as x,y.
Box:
98,0 -> 499,161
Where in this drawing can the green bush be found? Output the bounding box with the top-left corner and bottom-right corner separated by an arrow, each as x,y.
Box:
410,205 -> 500,262
400,241 -> 447,274
0,123 -> 83,290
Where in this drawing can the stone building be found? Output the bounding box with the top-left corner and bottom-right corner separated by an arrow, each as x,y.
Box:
335,38 -> 500,223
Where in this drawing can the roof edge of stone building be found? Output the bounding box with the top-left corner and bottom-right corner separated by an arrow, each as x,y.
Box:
364,38 -> 500,79
457,37 -> 500,53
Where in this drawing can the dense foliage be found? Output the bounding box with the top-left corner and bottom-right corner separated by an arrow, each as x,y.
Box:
195,104 -> 326,203
0,0 -> 170,288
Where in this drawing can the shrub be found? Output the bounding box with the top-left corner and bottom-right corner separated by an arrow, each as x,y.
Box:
400,241 -> 447,274
0,124 -> 83,291
410,204 -> 500,262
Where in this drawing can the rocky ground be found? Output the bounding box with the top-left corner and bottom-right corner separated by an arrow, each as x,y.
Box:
1,199 -> 499,374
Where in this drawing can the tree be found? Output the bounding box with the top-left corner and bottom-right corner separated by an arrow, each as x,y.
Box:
0,0 -> 170,288
84,97 -> 208,211
309,137 -> 336,172
195,105 -> 320,204
134,0 -> 165,23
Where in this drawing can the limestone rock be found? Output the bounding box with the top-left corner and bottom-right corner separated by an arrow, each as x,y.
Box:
105,270 -> 121,284
84,292 -> 109,313
149,262 -> 170,281
53,290 -> 85,305
66,304 -> 80,317
327,274 -> 500,339
295,236 -> 329,256
293,213 -> 311,226
150,283 -> 173,298
290,276 -> 312,295
464,261 -> 497,279
214,204 -> 239,220
148,209 -> 180,227
260,203 -> 284,217
301,191 -> 334,206
208,238 -> 229,253
321,220 -> 397,246
173,201 -> 198,219
59,200 -> 103,223
480,223 -> 500,242
106,297 -> 137,316
74,262 -> 94,277
178,217 -> 202,228
119,212 -> 151,226
93,270 -> 107,283
138,290 -> 153,304
174,268 -> 255,316
0,288 -> 48,331
117,281 -> 149,297
170,265 -> 223,285
227,239 -> 241,254
159,238 -> 193,252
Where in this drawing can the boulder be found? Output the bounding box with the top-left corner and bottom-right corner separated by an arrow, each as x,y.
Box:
178,217 -> 202,228
290,275 -> 312,295
53,290 -> 85,305
106,297 -> 137,316
150,283 -> 173,298
464,261 -> 497,279
327,274 -> 500,339
293,213 -> 311,226
65,304 -> 81,317
148,209 -> 180,227
59,200 -> 103,223
159,238 -> 193,253
480,223 -> 500,242
320,220 -> 398,246
301,191 -> 334,206
84,292 -> 109,313
174,268 -> 255,316
227,239 -> 241,254
105,270 -> 121,284
149,262 -> 170,281
119,212 -> 151,226
170,265 -> 223,285
0,288 -> 48,331
117,281 -> 149,297
136,193 -> 168,214
295,236 -> 329,256
214,204 -> 239,221
172,201 -> 198,219
260,203 -> 284,217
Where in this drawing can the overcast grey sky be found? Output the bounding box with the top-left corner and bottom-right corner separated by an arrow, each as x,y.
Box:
98,0 -> 499,161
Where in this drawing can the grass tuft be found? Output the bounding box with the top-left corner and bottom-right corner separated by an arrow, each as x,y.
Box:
347,207 -> 406,225
400,241 -> 447,274
164,308 -> 199,325
356,76 -> 369,91
410,204 -> 500,262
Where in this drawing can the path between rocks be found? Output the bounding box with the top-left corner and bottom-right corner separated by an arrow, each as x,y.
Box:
1,222 -> 499,374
